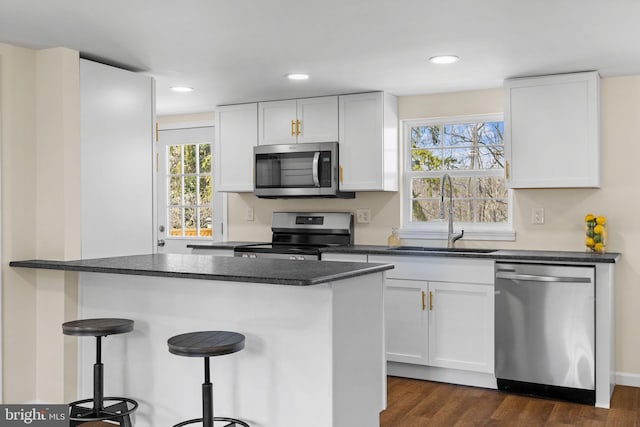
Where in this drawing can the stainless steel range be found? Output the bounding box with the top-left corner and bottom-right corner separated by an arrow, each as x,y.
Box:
234,212 -> 354,260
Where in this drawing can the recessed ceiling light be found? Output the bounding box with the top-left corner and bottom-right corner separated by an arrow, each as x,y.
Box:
428,55 -> 460,65
170,86 -> 194,92
286,73 -> 310,80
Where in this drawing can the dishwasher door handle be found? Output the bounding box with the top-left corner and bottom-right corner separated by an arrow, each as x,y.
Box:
495,272 -> 592,283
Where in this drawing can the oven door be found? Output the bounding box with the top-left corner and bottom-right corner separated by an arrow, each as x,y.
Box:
254,143 -> 339,198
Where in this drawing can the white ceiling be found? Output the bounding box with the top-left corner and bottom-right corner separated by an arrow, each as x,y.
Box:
1,0 -> 639,116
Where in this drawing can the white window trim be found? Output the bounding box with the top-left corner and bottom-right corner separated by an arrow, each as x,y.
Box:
400,113 -> 515,242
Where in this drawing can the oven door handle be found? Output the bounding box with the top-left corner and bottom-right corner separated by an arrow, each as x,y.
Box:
312,152 -> 320,187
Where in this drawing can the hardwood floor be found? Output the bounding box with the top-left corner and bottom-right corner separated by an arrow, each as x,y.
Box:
380,376 -> 640,426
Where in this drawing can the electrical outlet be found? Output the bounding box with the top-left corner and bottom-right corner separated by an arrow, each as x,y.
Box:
246,207 -> 255,222
356,208 -> 371,224
531,207 -> 545,224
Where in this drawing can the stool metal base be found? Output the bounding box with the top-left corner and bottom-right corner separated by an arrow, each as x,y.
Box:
69,396 -> 138,427
173,416 -> 250,427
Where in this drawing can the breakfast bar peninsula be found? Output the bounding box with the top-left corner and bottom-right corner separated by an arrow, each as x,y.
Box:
11,254 -> 393,427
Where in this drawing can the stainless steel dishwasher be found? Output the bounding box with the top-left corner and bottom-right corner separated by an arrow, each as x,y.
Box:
495,262 -> 595,405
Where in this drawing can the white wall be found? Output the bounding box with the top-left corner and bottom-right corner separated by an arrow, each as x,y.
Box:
34,47 -> 80,403
0,43 -> 80,403
0,42 -> 38,403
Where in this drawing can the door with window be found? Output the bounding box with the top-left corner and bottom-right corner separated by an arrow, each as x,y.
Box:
157,126 -> 225,253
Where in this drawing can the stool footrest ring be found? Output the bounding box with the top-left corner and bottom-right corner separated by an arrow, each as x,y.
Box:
69,396 -> 138,422
173,416 -> 250,427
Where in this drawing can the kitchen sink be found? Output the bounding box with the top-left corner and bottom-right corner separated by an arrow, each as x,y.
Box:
388,246 -> 497,253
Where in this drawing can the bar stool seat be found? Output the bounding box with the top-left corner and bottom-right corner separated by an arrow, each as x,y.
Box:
63,318 -> 138,427
168,331 -> 249,427
63,318 -> 134,337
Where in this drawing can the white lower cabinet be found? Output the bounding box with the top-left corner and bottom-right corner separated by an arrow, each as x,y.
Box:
428,281 -> 494,373
384,278 -> 493,373
385,279 -> 428,364
369,255 -> 495,375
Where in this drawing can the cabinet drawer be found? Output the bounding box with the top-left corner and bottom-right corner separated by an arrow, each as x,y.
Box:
369,255 -> 494,284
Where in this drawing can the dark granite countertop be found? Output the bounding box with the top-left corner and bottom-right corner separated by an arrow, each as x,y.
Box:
320,245 -> 620,263
184,241 -> 620,264
9,254 -> 393,286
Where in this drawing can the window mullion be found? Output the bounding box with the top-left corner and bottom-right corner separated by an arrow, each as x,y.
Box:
180,146 -> 186,237
195,144 -> 201,236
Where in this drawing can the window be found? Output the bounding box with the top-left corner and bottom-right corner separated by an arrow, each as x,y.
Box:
166,142 -> 213,237
402,114 -> 513,240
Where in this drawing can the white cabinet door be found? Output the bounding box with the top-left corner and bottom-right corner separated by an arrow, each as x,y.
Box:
258,97 -> 338,145
258,99 -> 297,145
296,96 -> 338,143
80,59 -> 154,259
385,279 -> 428,364
215,103 -> 257,192
338,92 -> 398,191
504,71 -> 600,188
428,281 -> 494,373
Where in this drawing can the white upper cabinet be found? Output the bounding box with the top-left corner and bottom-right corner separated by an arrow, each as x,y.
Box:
258,96 -> 338,145
258,99 -> 296,144
338,92 -> 398,191
504,71 -> 600,188
215,103 -> 257,192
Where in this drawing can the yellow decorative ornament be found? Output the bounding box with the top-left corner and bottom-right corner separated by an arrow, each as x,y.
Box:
585,213 -> 607,253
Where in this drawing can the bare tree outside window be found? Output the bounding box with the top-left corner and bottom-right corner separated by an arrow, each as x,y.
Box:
407,118 -> 507,225
167,143 -> 213,237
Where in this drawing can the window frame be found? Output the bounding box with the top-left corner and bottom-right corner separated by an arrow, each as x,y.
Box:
400,113 -> 515,241
166,142 -> 213,238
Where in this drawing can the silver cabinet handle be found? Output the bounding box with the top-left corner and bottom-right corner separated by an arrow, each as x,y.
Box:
312,152 -> 320,187
496,272 -> 591,283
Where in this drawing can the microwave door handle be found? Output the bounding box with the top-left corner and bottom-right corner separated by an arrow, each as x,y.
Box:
312,152 -> 320,187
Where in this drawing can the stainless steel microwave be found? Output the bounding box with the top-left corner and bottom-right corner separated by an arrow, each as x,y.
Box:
254,142 -> 355,198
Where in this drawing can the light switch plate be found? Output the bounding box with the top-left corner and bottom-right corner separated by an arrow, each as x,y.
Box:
246,207 -> 255,222
356,208 -> 371,224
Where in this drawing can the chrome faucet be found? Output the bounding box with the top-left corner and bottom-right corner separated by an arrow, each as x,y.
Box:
439,173 -> 464,248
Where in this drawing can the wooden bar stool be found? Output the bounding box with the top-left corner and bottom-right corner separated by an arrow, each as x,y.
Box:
63,318 -> 139,427
167,331 -> 250,427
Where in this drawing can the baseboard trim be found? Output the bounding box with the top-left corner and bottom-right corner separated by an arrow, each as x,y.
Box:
616,372 -> 640,387
387,361 -> 498,389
